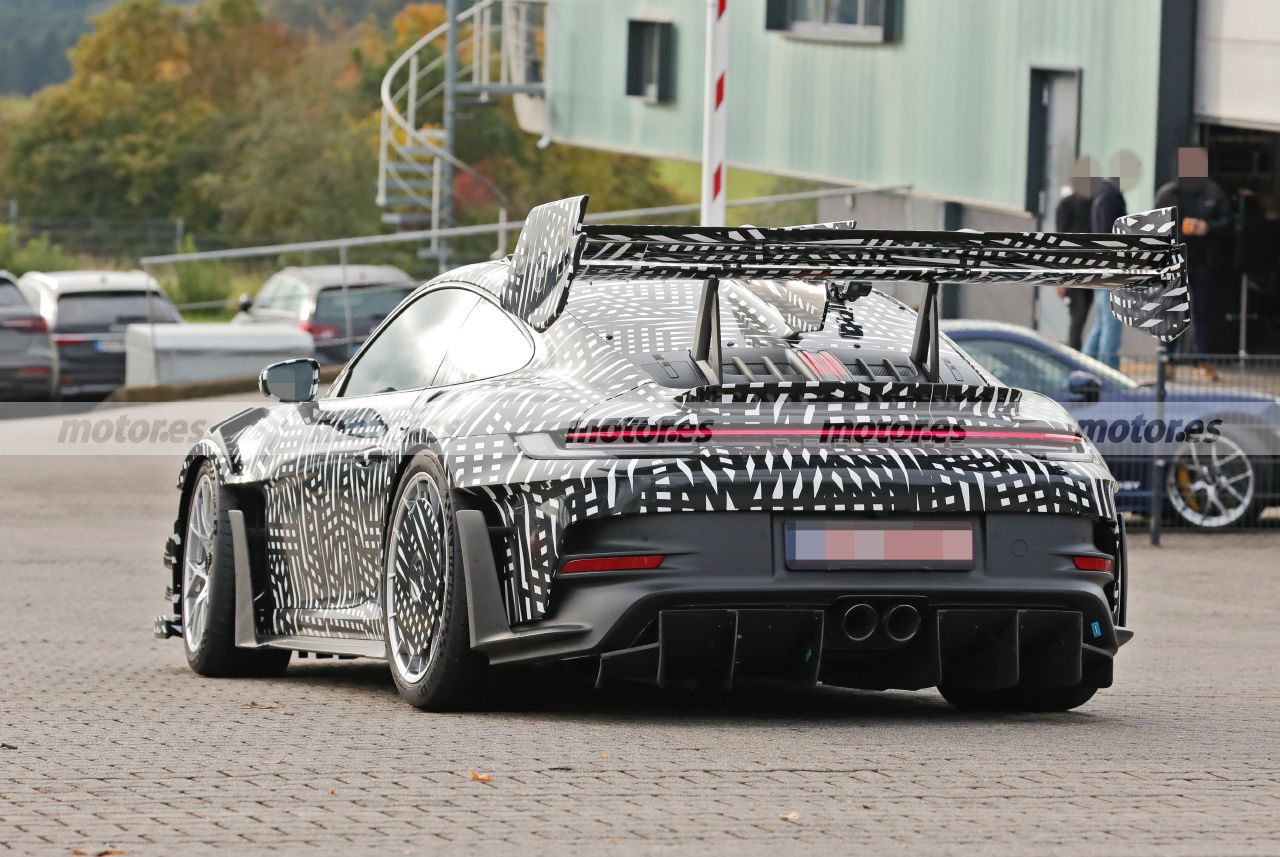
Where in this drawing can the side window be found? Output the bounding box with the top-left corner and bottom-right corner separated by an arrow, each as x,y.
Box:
958,338 -> 1073,393
625,21 -> 675,104
339,288 -> 479,398
765,0 -> 898,43
434,298 -> 534,386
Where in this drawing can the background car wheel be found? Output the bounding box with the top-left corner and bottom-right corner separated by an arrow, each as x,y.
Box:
182,461 -> 291,678
383,454 -> 492,710
939,685 -> 1097,712
1166,430 -> 1258,528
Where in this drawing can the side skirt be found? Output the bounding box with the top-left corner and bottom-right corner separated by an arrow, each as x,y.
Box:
228,508 -> 386,660
256,635 -> 386,659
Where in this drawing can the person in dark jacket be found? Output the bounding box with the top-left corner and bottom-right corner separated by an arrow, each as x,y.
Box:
1155,147 -> 1234,355
1055,174 -> 1095,350
1083,178 -> 1127,369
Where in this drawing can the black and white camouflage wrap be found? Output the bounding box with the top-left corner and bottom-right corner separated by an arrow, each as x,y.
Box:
552,197 -> 1189,342
503,195 -> 587,332
1109,208 -> 1191,342
165,199 -> 1183,642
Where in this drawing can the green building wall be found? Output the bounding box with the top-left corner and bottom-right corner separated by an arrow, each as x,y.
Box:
545,0 -> 1169,213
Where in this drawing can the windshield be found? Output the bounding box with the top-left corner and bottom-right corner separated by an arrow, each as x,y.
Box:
56,291 -> 181,332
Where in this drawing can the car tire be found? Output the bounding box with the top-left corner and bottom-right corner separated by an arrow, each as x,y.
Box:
182,461 -> 291,678
939,684 -> 1098,713
383,454 -> 492,711
1166,428 -> 1260,529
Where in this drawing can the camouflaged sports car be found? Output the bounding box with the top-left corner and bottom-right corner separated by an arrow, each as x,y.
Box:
157,197 -> 1190,712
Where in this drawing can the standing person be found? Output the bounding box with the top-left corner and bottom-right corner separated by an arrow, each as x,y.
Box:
1155,147 -> 1234,356
1083,177 -> 1127,369
1055,173 -> 1095,350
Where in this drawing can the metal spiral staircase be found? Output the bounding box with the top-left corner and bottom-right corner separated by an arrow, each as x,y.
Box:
377,0 -> 547,268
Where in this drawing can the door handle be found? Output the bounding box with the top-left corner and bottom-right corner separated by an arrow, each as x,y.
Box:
354,448 -> 388,468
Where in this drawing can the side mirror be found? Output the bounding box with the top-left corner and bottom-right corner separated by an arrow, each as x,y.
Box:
1067,370 -> 1103,402
259,358 -> 319,403
238,293 -> 254,313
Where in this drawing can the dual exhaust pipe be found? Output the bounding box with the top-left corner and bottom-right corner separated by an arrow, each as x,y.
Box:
842,603 -> 922,644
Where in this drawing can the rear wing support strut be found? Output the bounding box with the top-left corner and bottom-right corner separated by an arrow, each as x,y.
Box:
691,277 -> 722,385
909,280 -> 941,383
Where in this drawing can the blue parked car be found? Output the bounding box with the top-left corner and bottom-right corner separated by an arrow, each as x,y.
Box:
944,320 -> 1280,529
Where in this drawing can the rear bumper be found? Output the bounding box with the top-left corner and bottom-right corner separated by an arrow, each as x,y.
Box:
56,348 -> 124,397
0,353 -> 57,400
590,605 -> 1122,692
458,510 -> 1127,691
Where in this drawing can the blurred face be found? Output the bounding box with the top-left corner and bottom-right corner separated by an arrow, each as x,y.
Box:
1178,147 -> 1210,179
1070,155 -> 1096,197
1109,149 -> 1143,193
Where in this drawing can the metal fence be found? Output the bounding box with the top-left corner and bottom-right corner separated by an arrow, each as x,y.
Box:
1,200 -> 279,260
142,183 -> 909,333
1114,350 -> 1280,540
14,214 -> 185,259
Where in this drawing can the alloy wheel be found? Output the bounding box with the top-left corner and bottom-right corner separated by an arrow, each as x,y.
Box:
1167,432 -> 1255,528
182,472 -> 217,653
385,473 -> 451,683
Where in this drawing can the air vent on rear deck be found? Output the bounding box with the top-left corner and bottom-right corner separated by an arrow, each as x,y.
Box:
837,356 -> 918,383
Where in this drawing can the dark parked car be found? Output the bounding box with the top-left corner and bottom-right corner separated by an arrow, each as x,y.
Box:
234,265 -> 414,365
157,198 -> 1193,713
17,271 -> 182,399
0,270 -> 57,401
944,320 -> 1280,528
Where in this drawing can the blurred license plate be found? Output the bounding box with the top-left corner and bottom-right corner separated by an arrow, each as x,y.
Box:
96,339 -> 125,353
785,520 -> 974,569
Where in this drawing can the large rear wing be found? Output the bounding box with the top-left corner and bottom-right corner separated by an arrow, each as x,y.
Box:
503,195 -> 1189,381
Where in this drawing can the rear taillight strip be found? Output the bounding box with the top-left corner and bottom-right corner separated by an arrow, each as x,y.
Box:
561,554 -> 664,574
1,317 -> 49,333
1072,555 -> 1115,573
566,427 -> 1080,444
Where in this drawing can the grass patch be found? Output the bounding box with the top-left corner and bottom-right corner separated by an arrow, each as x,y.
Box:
654,159 -> 821,227
656,160 -> 809,203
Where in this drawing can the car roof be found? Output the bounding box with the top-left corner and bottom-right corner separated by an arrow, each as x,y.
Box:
279,265 -> 412,290
20,270 -> 163,294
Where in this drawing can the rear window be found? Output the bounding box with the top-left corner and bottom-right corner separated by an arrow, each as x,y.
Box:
314,283 -> 415,325
56,291 -> 181,332
0,282 -> 28,308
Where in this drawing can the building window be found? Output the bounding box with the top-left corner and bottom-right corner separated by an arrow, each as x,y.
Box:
626,20 -> 675,104
766,0 -> 899,43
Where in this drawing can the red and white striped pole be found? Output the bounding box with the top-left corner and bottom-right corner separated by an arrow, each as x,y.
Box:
700,0 -> 729,227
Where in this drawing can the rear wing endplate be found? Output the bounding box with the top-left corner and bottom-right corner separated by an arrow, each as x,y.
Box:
503,196 -> 1189,379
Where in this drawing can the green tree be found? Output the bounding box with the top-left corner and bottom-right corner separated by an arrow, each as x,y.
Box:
0,0 -> 296,228
0,0 -> 681,263
200,43 -> 382,242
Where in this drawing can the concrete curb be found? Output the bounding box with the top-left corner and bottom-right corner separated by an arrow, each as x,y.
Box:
106,365 -> 344,403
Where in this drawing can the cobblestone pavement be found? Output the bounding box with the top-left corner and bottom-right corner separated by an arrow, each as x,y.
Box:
2,406 -> 1279,855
